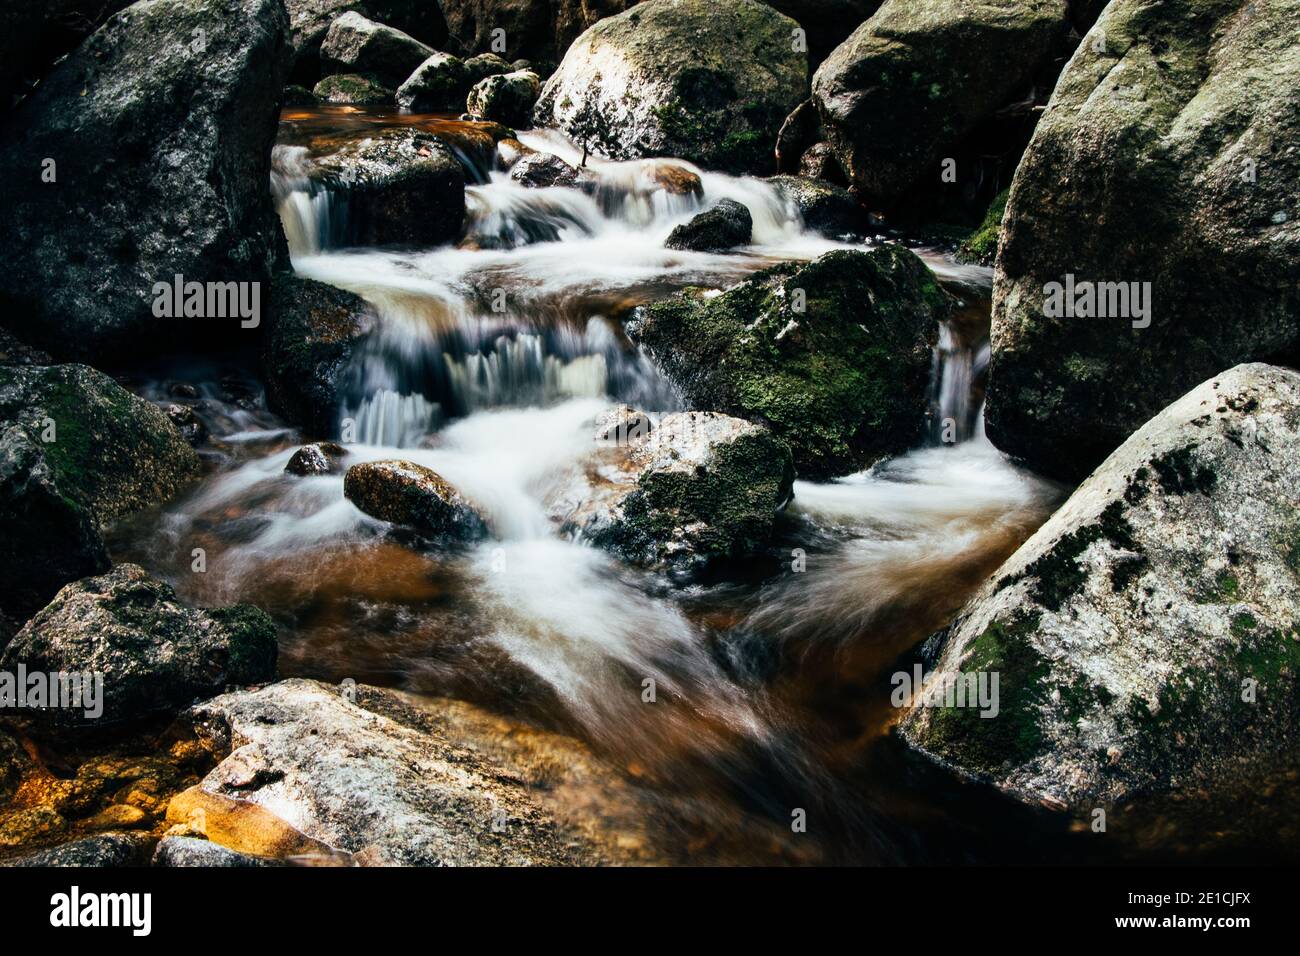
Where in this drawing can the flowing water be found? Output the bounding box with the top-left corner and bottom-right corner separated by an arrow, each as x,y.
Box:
107,107 -> 1264,864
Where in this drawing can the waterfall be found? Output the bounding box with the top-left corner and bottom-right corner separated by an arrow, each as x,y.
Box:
931,322 -> 990,445
346,389 -> 441,448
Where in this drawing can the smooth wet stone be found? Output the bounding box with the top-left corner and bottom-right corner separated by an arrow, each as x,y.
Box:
461,52 -> 513,86
631,246 -> 949,480
0,564 -> 277,733
319,10 -> 435,87
397,52 -> 468,112
1,832 -> 154,867
466,69 -> 540,127
152,835 -> 282,867
285,441 -> 348,476
164,403 -> 208,446
768,175 -> 862,238
904,364 -> 1300,815
0,364 -> 200,624
664,199 -> 753,253
312,72 -> 395,105
533,0 -> 807,174
509,151 -> 586,189
344,460 -> 489,540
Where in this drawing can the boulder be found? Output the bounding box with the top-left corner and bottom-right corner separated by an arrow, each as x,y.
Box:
509,151 -> 587,189
462,52 -> 514,86
811,0 -> 1070,205
664,199 -> 753,252
556,408 -> 795,572
285,441 -> 348,476
986,0 -> 1300,482
344,460 -> 489,539
797,142 -> 845,184
466,69 -> 541,126
903,364 -> 1300,814
0,0 -> 292,362
183,678 -> 618,864
397,52 -> 469,111
441,0 -> 638,64
312,72 -> 394,104
631,247 -> 949,479
768,174 -> 862,237
0,564 -> 277,732
262,275 -> 375,439
319,10 -> 435,86
0,365 -> 200,624
532,0 -> 807,174
308,128 -> 468,246
285,1 -> 448,83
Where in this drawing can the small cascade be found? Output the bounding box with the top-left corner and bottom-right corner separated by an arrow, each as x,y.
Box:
931,322 -> 991,445
271,145 -> 346,257
462,176 -> 604,249
347,389 -> 441,448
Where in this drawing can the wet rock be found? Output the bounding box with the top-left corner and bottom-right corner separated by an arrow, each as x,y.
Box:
664,199 -> 753,253
533,0 -> 807,174
557,408 -> 795,572
797,142 -> 846,185
0,0 -> 291,362
152,835 -> 280,867
312,72 -> 394,105
164,786 -> 345,862
509,151 -> 587,189
497,137 -> 538,170
632,247 -> 948,479
955,187 -> 1008,267
285,441 -> 348,476
0,807 -> 67,848
812,0 -> 1070,205
183,678 -> 617,865
397,52 -> 469,112
1,832 -> 155,867
903,364 -> 1300,814
164,403 -> 208,446
462,52 -> 514,86
344,460 -> 489,540
648,163 -> 703,199
285,1 -> 448,84
0,364 -> 200,624
442,0 -> 637,64
768,174 -> 861,238
986,0 -> 1300,482
310,128 -> 467,246
466,69 -> 541,127
774,98 -> 820,175
282,83 -> 319,106
319,11 -> 435,87
263,275 -> 375,439
0,564 -> 277,733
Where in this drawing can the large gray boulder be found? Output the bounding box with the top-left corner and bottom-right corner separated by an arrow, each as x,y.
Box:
0,365 -> 200,625
1,564 -> 277,732
532,0 -> 807,174
903,364 -> 1300,815
397,52 -> 469,111
319,10 -> 435,86
631,247 -> 949,480
285,1 -> 447,83
465,68 -> 541,126
811,0 -> 1071,206
0,0 -> 291,362
986,0 -> 1300,482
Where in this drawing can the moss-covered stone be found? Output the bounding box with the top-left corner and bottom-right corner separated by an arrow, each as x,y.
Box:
956,188 -> 1009,265
312,72 -> 394,105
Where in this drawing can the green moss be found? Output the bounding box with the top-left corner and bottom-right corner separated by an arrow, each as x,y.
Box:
1007,501 -> 1144,611
1151,445 -> 1217,496
955,188 -> 1009,265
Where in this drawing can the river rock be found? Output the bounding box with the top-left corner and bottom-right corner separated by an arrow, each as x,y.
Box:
286,1 -> 448,83
0,364 -> 200,624
664,199 -> 753,252
319,10 -> 435,86
812,0 -> 1071,205
466,69 -> 541,126
183,678 -> 616,864
0,564 -> 277,733
441,0 -> 637,64
152,835 -> 281,867
0,0 -> 291,362
631,247 -> 949,479
768,174 -> 861,237
985,0 -> 1300,482
533,0 -> 807,174
397,52 -> 469,111
1,833 -> 155,867
344,460 -> 489,539
903,364 -> 1300,814
285,441 -> 348,476
462,52 -> 514,86
556,408 -> 795,572
509,151 -> 587,189
309,128 -> 468,246
263,275 -> 375,439
312,72 -> 395,104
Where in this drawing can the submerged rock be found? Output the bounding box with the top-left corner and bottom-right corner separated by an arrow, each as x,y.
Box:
812,0 -> 1070,205
1,564 -> 277,733
183,679 -> 621,865
0,0 -> 291,361
396,52 -> 468,112
319,10 -> 435,87
986,0 -> 1300,481
631,247 -> 949,479
903,364 -> 1300,814
466,69 -> 541,127
310,128 -> 467,246
768,174 -> 861,238
344,460 -> 489,540
285,441 -> 348,476
0,365 -> 200,624
533,0 -> 807,174
664,199 -> 753,252
263,275 -> 375,439
556,408 -> 795,573
312,72 -> 394,105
